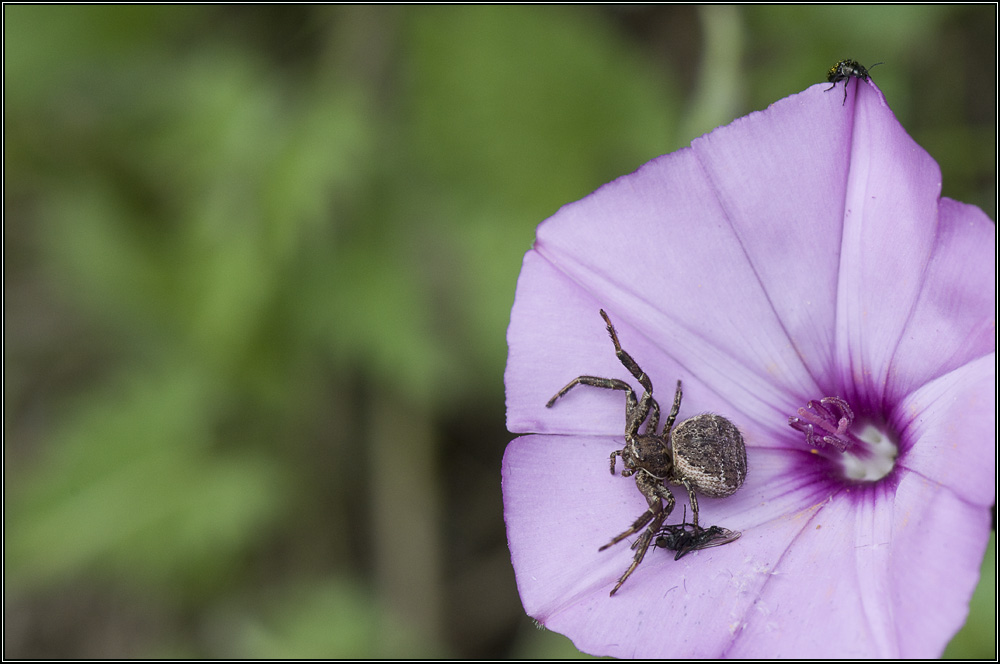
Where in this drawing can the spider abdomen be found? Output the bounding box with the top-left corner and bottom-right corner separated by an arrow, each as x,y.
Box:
672,414 -> 747,498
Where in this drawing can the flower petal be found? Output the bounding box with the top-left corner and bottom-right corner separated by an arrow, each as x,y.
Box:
725,481 -> 903,657
831,82 -> 946,408
885,469 -> 993,657
886,198 -> 996,402
727,465 -> 989,659
895,352 -> 996,506
688,83 -> 857,395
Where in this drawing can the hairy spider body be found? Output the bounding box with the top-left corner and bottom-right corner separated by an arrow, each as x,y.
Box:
546,309 -> 747,596
672,414 -> 747,498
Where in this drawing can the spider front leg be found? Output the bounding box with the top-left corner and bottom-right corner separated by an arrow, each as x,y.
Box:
546,311 -> 661,440
547,375 -> 646,439
610,448 -> 633,476
549,375 -> 647,479
546,375 -> 637,409
599,310 -> 658,434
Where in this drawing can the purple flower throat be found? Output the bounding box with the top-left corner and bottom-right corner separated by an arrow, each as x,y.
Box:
789,396 -> 897,482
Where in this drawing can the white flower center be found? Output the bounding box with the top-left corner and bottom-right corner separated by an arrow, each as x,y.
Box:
839,423 -> 897,481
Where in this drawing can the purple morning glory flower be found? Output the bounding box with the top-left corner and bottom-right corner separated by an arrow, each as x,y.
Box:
501,80 -> 995,658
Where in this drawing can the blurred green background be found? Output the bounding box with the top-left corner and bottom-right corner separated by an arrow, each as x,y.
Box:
4,6 -> 995,658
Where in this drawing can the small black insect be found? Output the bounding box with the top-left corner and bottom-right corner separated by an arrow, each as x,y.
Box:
654,518 -> 742,560
826,59 -> 883,105
546,309 -> 747,596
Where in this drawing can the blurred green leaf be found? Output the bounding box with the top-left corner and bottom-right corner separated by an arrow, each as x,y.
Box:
387,6 -> 681,403
402,5 -> 677,213
235,578 -> 442,658
6,364 -> 287,596
3,6 -> 200,106
944,532 -> 996,659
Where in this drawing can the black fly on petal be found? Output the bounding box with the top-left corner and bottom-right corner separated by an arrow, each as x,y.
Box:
654,521 -> 742,560
826,59 -> 883,105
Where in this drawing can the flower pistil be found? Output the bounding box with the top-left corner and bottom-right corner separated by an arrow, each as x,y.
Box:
788,396 -> 860,452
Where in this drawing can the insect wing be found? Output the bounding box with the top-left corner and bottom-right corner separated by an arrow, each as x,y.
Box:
676,526 -> 741,560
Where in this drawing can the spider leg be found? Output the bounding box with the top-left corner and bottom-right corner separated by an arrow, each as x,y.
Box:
546,375 -> 635,409
599,502 -> 657,552
680,477 -> 700,528
547,375 -> 647,439
598,471 -> 673,550
547,311 -> 661,440
599,472 -> 675,595
645,398 -> 661,436
609,508 -> 667,596
599,310 -> 657,433
599,310 -> 652,395
662,380 -> 682,433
